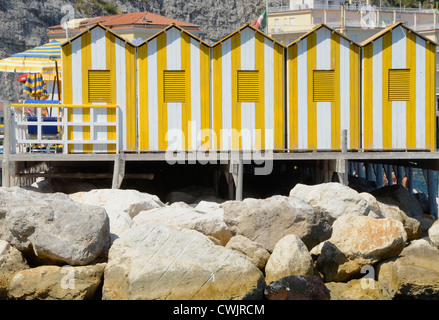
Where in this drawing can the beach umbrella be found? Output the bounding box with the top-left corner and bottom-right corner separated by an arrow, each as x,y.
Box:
23,73 -> 49,100
0,40 -> 62,99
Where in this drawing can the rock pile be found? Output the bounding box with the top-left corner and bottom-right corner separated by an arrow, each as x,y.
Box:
0,182 -> 438,300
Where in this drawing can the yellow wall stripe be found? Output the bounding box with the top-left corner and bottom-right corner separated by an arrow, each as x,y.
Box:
382,32 -> 392,149
288,44 -> 298,149
200,44 -> 210,150
81,32 -> 92,153
181,32 -> 191,150
213,45 -> 222,150
157,32 -> 167,150
274,43 -> 284,150
349,44 -> 359,149
363,43 -> 373,149
138,44 -> 148,150
125,44 -> 136,151
426,42 -> 435,151
307,32 -> 317,149
331,32 -> 340,149
406,32 -> 417,149
62,43 -> 73,153
231,33 -> 241,150
255,32 -> 265,150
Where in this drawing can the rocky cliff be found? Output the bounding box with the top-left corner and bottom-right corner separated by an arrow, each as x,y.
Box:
0,0 -> 282,102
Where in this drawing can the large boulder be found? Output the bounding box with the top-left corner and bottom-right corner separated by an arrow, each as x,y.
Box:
0,240 -> 29,299
4,197 -> 109,266
360,192 -> 383,218
265,234 -> 314,284
265,275 -> 330,300
429,220 -> 439,249
225,235 -> 270,270
377,238 -> 439,299
289,183 -> 370,222
378,202 -> 422,240
222,195 -> 332,252
326,279 -> 391,300
133,202 -> 232,246
316,215 -> 407,282
69,189 -> 164,238
69,189 -> 164,219
102,225 -> 265,300
8,263 -> 106,300
371,184 -> 424,217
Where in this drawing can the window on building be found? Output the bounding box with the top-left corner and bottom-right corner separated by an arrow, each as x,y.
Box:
290,18 -> 295,25
388,69 -> 410,101
237,70 -> 259,103
88,70 -> 111,103
313,70 -> 335,102
164,70 -> 186,103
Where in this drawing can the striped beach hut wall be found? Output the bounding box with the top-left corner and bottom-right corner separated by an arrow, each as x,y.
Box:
137,24 -> 210,151
361,22 -> 436,151
211,23 -> 285,151
287,24 -> 361,151
61,23 -> 136,153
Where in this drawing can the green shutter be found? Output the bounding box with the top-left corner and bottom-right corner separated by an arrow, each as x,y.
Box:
164,70 -> 186,103
313,70 -> 335,102
237,70 -> 259,102
88,70 -> 111,103
389,69 -> 410,101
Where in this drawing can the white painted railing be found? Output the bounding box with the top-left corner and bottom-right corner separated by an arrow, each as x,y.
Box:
10,103 -> 119,154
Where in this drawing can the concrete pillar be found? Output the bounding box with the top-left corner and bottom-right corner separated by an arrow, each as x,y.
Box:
230,153 -> 243,201
375,164 -> 384,188
111,154 -> 125,189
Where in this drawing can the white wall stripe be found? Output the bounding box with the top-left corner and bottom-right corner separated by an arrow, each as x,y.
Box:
115,38 -> 127,150
264,38 -> 275,150
147,38 -> 159,151
190,38 -> 201,150
340,38 -> 351,148
221,38 -> 232,150
372,38 -> 383,149
297,38 -> 308,149
71,37 -> 83,153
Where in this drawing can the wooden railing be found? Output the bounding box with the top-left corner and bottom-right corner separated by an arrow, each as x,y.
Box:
10,103 -> 119,154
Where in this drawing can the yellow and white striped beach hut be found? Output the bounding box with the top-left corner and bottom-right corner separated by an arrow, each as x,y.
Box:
61,23 -> 137,153
361,22 -> 436,151
287,24 -> 361,151
137,24 -> 210,151
211,23 -> 285,151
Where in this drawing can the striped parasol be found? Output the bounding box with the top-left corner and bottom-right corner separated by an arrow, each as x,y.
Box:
23,73 -> 49,100
0,40 -> 61,75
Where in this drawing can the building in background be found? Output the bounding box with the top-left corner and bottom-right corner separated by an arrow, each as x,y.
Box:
266,0 -> 439,100
48,11 -> 203,44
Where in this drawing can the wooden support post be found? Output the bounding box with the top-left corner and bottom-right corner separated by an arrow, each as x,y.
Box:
112,154 -> 125,189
